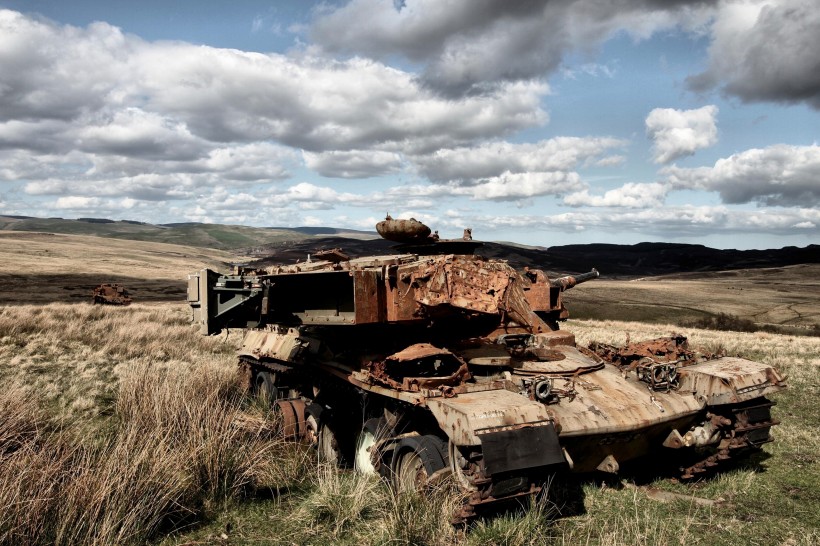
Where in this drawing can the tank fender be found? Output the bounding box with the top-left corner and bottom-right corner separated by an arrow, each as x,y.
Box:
678,357 -> 786,406
238,327 -> 308,363
426,388 -> 554,446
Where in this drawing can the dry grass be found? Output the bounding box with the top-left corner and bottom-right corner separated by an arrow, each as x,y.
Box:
0,359 -> 306,545
240,467 -> 466,545
0,303 -> 308,545
0,232 -> 237,304
0,232 -> 234,280
1,293 -> 817,543
0,303 -> 238,422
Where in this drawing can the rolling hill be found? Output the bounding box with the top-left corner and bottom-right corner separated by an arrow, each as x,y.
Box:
3,215 -> 818,277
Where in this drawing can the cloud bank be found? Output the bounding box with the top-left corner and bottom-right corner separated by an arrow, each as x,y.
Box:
311,0 -> 713,95
687,0 -> 820,109
0,3 -> 818,246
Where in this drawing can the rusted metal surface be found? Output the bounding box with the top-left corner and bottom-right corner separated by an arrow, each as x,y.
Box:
623,483 -> 728,507
187,221 -> 787,522
275,398 -> 308,440
678,358 -> 786,405
550,268 -> 599,291
678,398 -> 778,479
91,283 -> 132,305
522,268 -> 599,322
352,269 -> 385,323
368,343 -> 471,391
239,327 -> 305,362
376,215 -> 432,243
312,248 -> 349,263
547,361 -> 703,435
427,388 -> 555,446
590,334 -> 695,369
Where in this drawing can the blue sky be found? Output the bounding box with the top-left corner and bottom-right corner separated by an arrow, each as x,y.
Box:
0,1 -> 818,249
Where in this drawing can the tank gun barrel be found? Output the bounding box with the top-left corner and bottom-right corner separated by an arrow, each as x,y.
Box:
550,268 -> 599,291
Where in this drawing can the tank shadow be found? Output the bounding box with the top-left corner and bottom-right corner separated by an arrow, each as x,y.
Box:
575,448 -> 775,493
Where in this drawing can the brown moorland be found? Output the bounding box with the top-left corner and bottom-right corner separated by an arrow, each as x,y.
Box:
0,232 -> 237,304
563,263 -> 820,331
0,231 -> 817,545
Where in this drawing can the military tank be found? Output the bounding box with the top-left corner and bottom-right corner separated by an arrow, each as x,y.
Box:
187,219 -> 785,519
91,283 -> 132,305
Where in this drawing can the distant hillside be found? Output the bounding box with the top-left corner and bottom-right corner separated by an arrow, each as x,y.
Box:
243,237 -> 820,277
2,215 -> 818,277
268,226 -> 378,239
0,215 -> 366,251
0,231 -> 236,304
532,242 -> 820,277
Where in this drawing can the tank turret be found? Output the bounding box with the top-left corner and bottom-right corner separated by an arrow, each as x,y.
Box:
375,214 -> 432,243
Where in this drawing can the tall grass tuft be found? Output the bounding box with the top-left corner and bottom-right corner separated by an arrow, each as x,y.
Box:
288,466 -> 462,545
0,387 -> 44,454
117,361 -> 300,507
0,388 -> 67,542
296,464 -> 382,538
466,496 -> 556,546
378,485 -> 462,545
0,359 -> 303,545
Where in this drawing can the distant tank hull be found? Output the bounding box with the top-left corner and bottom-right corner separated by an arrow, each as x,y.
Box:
91,283 -> 132,305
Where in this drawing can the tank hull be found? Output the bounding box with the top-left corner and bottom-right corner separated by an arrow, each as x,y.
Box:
188,244 -> 786,519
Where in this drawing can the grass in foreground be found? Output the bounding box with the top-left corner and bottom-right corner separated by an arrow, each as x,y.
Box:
1,305 -> 818,544
0,357 -> 305,545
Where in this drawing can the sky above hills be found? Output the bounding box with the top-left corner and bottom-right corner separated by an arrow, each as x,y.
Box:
0,0 -> 818,249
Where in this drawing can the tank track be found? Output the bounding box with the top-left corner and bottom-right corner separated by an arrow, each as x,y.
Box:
680,398 -> 779,480
238,355 -> 294,391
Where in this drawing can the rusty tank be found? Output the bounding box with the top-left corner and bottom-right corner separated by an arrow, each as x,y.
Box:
187,219 -> 785,519
91,283 -> 132,305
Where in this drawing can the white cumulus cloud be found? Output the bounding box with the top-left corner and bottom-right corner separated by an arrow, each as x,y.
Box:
412,137 -> 626,182
645,105 -> 718,164
303,150 -> 404,178
564,183 -> 669,208
663,144 -> 820,206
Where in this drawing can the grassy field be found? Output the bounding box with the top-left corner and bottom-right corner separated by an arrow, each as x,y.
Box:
564,263 -> 820,330
0,233 -> 818,544
1,304 -> 817,545
0,232 -> 238,304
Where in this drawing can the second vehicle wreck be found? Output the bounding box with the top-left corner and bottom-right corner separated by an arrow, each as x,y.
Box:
91,283 -> 132,305
187,220 -> 785,519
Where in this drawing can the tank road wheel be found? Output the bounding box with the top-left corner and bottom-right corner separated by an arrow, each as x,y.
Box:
318,422 -> 343,465
273,399 -> 307,440
392,435 -> 448,492
305,405 -> 349,466
354,418 -> 389,476
449,441 -> 479,493
253,371 -> 278,404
